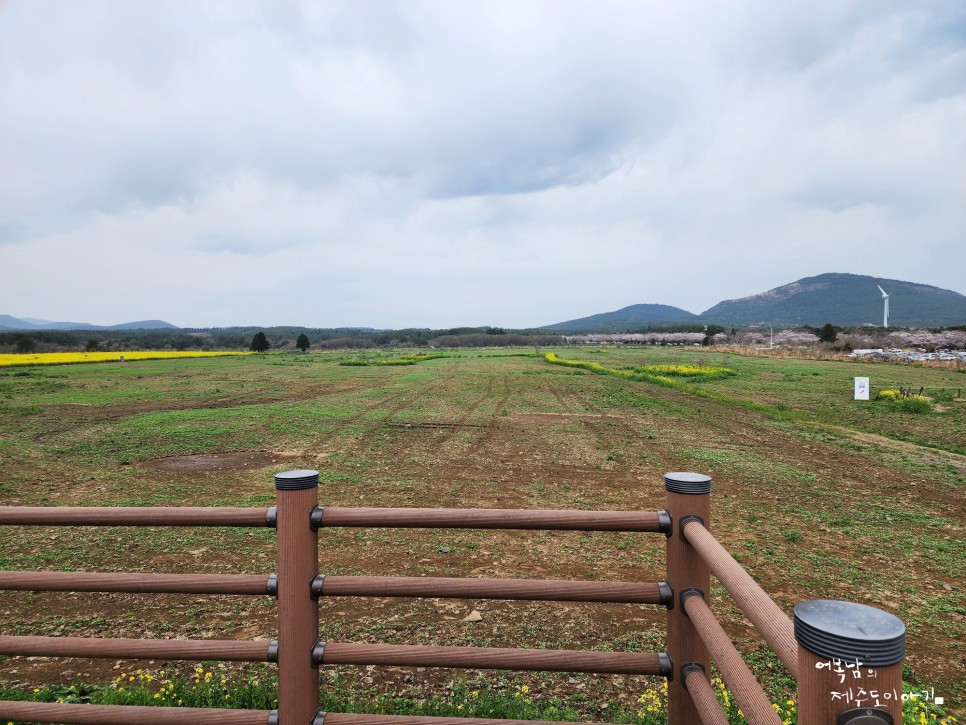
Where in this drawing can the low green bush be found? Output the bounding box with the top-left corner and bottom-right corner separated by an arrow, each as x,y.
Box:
875,389 -> 933,413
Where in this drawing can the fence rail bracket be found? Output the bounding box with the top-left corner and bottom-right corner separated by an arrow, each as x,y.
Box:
310,506 -> 325,530
678,514 -> 703,541
658,509 -> 672,535
680,662 -> 706,690
679,587 -> 704,610
659,580 -> 673,607
312,640 -> 327,668
659,652 -> 673,678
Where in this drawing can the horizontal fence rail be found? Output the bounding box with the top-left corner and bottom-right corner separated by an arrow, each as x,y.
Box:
314,507 -> 669,532
0,571 -> 274,595
314,575 -> 670,604
0,506 -> 274,527
681,594 -> 781,725
0,635 -> 275,662
681,519 -> 799,677
314,642 -> 671,676
0,701 -> 273,725
0,703 -> 621,725
0,469 -> 907,724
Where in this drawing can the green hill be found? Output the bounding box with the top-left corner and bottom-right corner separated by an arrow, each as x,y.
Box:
700,273 -> 966,327
541,303 -> 699,332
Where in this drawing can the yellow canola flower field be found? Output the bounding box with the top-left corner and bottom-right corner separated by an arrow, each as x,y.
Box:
0,351 -> 251,367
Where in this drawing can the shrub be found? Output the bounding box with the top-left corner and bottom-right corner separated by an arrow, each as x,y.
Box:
897,396 -> 932,414
875,389 -> 932,413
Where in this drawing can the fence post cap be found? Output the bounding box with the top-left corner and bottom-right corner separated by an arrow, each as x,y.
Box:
794,599 -> 905,666
274,469 -> 320,490
663,472 -> 712,494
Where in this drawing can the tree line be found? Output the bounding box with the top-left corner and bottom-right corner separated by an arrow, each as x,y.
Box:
5,322 -> 963,354
0,326 -> 565,353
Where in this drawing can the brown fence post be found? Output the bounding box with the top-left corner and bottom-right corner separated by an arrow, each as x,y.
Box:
795,600 -> 905,724
275,470 -> 321,725
664,472 -> 712,725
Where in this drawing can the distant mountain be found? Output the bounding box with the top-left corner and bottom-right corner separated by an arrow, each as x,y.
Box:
0,315 -> 178,331
0,315 -> 34,330
108,320 -> 179,330
700,273 -> 966,327
538,274 -> 966,332
542,303 -> 700,332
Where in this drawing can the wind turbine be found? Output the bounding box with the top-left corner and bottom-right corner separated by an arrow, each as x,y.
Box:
877,285 -> 890,327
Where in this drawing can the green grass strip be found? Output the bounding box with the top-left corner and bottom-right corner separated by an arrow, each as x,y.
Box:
340,353 -> 449,367
0,668 -> 956,724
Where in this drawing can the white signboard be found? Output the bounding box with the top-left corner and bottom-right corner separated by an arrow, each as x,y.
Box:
854,377 -> 869,400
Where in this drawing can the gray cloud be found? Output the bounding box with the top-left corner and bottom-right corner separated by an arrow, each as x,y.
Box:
1,0 -> 963,328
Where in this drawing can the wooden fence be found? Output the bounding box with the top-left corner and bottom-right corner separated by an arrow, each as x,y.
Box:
0,471 -> 905,724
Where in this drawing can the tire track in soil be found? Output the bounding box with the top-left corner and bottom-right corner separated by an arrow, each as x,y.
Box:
513,377 -> 658,493
552,376 -> 964,531
545,376 -> 698,477
431,374 -> 497,448
322,372 -> 461,454
539,375 -> 882,508
626,385 -> 964,511
528,374 -> 717,481
469,375 -> 512,454
558,375 -> 846,489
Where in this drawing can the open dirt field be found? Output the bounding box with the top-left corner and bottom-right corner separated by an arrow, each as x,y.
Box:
0,348 -> 963,714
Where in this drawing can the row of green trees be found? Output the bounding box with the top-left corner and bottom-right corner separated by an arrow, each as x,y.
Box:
7,321 -> 961,354
249,332 -> 309,352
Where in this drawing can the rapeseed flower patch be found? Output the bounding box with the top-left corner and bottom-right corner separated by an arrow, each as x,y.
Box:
544,352 -> 736,385
875,388 -> 933,413
877,388 -> 904,401
0,350 -> 251,367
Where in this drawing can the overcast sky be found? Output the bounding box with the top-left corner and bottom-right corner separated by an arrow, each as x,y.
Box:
2,1 -> 964,329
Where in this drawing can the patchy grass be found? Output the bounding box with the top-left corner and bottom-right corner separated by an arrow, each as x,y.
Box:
0,348 -> 962,717
340,353 -> 450,367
